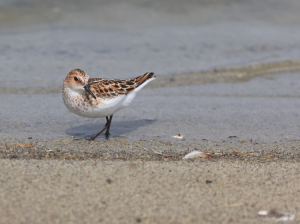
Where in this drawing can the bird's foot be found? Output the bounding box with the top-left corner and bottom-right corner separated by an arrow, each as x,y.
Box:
90,135 -> 97,141
105,132 -> 111,140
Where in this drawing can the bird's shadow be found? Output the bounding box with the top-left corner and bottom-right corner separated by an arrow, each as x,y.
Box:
65,119 -> 154,140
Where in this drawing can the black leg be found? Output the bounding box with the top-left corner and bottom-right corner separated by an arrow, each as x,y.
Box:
105,115 -> 113,139
90,116 -> 109,140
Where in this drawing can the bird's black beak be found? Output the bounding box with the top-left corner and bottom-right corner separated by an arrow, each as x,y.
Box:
84,84 -> 96,99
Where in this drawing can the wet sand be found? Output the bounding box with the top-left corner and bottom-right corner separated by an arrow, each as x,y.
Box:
2,72 -> 300,142
1,0 -> 300,223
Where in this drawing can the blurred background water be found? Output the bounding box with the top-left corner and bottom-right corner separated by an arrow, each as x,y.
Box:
1,0 -> 300,91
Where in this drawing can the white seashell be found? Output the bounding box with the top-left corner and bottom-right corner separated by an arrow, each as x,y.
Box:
183,151 -> 211,159
276,214 -> 295,222
172,134 -> 183,139
258,210 -> 268,216
289,214 -> 295,221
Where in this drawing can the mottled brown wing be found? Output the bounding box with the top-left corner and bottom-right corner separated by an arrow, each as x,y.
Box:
88,72 -> 155,99
129,72 -> 155,88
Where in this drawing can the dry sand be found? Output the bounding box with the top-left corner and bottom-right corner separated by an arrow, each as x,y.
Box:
1,138 -> 300,223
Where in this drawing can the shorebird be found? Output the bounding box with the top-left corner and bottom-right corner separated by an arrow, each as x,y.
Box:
62,69 -> 155,140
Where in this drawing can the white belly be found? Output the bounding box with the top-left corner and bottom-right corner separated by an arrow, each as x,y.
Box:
63,90 -> 137,118
84,94 -> 135,118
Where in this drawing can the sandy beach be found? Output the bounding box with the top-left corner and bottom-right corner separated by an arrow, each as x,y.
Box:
1,0 -> 300,223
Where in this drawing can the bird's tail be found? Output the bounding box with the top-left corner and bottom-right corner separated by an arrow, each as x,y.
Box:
132,72 -> 156,89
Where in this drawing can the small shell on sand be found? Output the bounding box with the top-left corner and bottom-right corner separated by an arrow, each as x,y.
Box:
183,151 -> 211,159
258,210 -> 268,216
172,134 -> 183,139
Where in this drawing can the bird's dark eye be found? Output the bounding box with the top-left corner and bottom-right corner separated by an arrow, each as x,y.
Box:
74,77 -> 78,81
